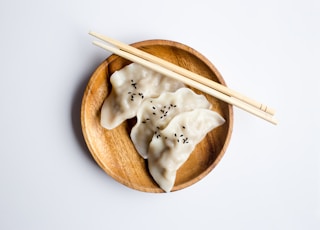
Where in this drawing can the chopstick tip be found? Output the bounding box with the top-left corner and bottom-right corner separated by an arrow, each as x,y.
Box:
270,117 -> 278,125
88,31 -> 95,36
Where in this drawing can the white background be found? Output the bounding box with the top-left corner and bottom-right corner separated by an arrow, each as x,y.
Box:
0,0 -> 319,229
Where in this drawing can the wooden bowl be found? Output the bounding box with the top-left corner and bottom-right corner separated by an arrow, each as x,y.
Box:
81,39 -> 233,193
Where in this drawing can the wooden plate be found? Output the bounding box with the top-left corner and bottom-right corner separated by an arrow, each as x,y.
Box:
81,39 -> 233,192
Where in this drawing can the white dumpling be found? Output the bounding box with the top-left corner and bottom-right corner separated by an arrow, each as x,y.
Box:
147,109 -> 225,192
131,88 -> 212,159
100,63 -> 184,129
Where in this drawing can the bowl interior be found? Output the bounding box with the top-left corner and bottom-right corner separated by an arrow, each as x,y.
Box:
81,39 -> 233,192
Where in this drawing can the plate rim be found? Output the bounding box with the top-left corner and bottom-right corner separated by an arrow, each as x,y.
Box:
81,39 -> 233,193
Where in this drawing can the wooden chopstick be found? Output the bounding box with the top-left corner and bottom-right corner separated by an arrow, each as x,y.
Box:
90,34 -> 277,125
89,31 -> 275,116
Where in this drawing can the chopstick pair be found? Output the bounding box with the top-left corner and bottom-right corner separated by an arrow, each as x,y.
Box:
89,31 -> 277,125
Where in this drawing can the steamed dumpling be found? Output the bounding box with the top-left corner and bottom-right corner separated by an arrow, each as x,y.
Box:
101,63 -> 184,129
131,88 -> 212,159
147,109 -> 225,192
99,62 -> 225,192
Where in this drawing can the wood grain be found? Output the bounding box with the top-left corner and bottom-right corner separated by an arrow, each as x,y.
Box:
81,39 -> 233,193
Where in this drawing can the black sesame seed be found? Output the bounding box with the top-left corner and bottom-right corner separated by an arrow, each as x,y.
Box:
131,81 -> 137,89
183,137 -> 189,144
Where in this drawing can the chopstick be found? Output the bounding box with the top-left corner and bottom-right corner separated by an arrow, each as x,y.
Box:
89,32 -> 277,125
90,31 -> 275,116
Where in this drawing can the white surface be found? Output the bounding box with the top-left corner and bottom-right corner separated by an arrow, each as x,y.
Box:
0,0 -> 319,229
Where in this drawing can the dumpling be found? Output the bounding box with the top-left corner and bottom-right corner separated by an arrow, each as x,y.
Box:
147,109 -> 225,192
131,88 -> 212,159
101,63 -> 184,129
99,62 -> 225,192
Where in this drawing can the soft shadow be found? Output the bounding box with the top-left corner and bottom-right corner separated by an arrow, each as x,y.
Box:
71,60 -> 101,165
